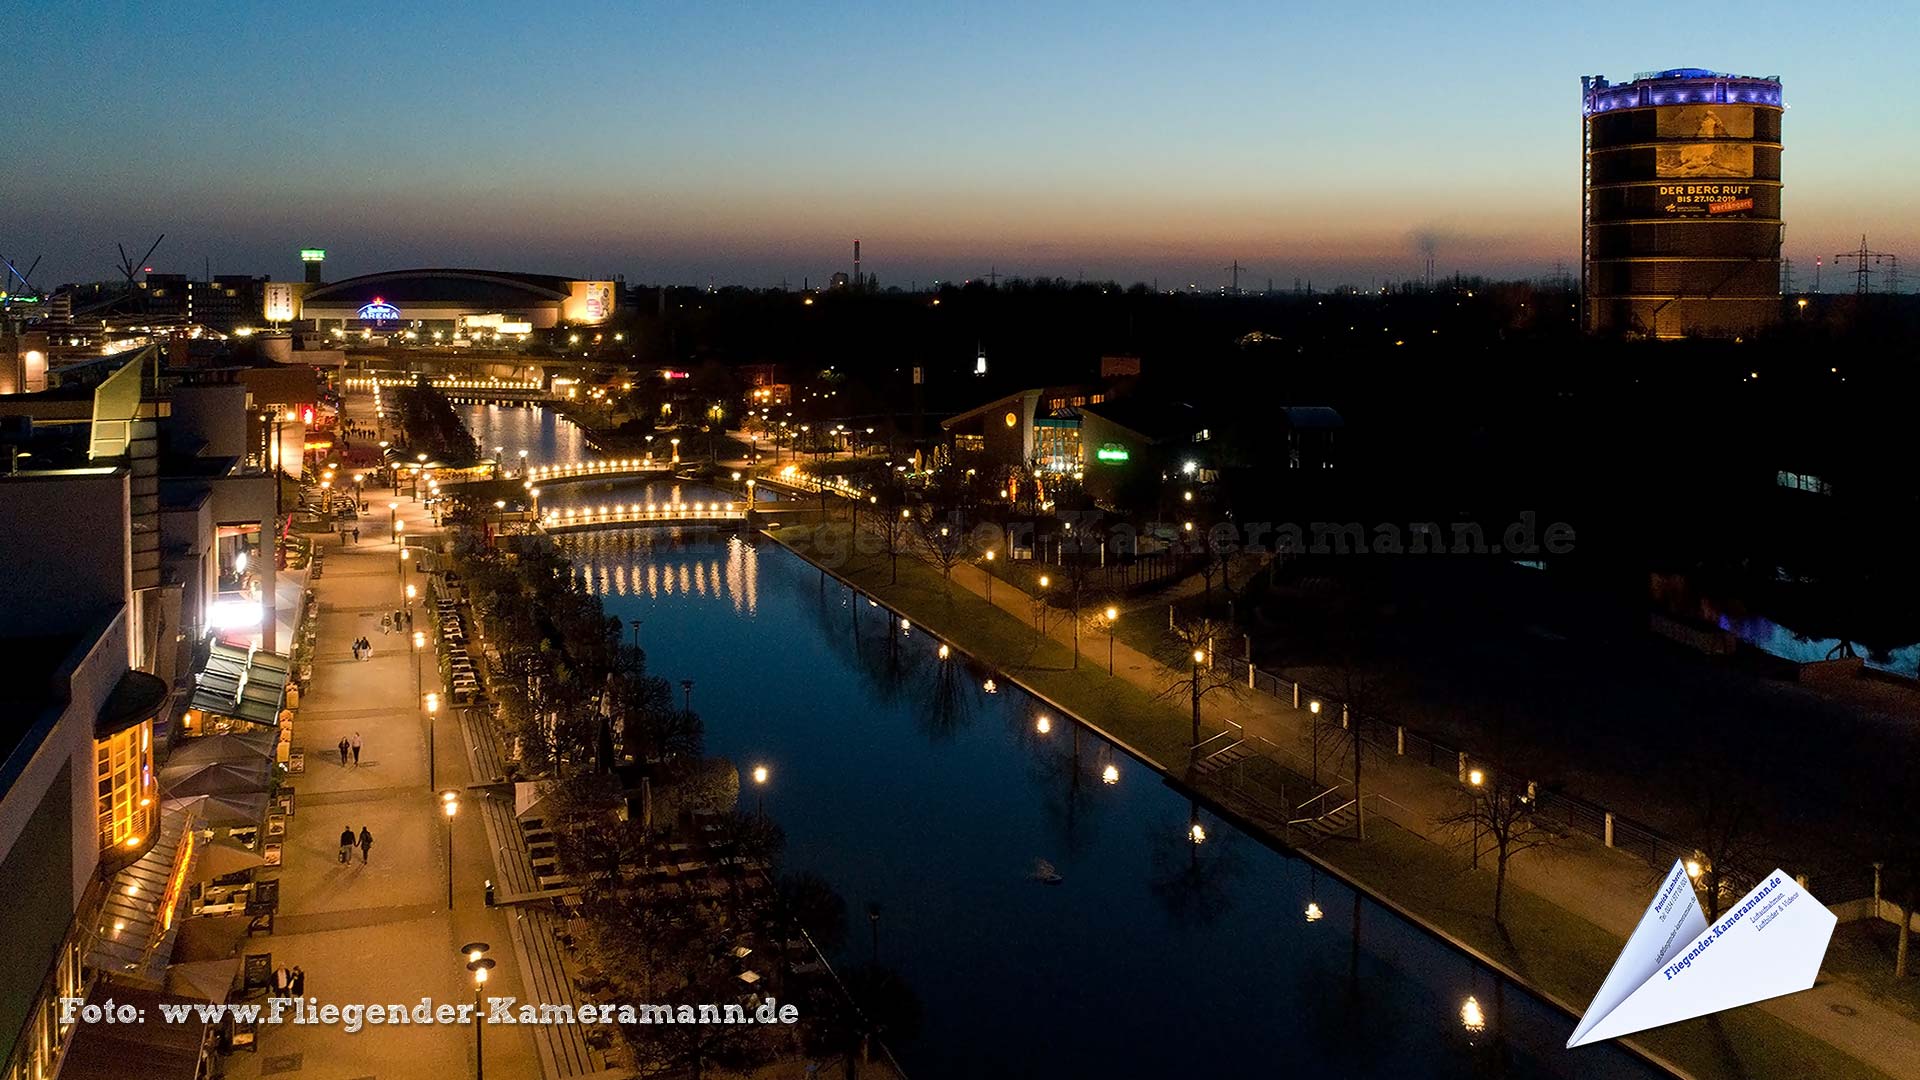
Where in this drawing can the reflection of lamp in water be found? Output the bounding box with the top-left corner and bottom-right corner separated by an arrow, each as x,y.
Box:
982,678 -> 997,694
1305,902 -> 1324,922
1460,995 -> 1486,1037
1102,763 -> 1119,785
1035,715 -> 1051,735
1189,821 -> 1206,844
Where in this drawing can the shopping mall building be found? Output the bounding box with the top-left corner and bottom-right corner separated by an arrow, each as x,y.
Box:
269,268 -> 616,336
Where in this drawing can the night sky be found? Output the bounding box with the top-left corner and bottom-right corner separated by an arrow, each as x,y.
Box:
4,1 -> 1914,289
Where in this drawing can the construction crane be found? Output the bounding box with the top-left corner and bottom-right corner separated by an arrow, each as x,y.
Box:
2,254 -> 42,309
115,234 -> 165,288
1835,235 -> 1900,295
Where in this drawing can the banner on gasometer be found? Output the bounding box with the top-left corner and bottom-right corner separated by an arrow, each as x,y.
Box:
1568,859 -> 1835,1047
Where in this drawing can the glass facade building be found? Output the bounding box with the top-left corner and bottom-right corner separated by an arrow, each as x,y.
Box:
1582,69 -> 1784,338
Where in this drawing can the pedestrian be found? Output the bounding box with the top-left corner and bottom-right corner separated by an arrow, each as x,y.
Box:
358,826 -> 373,864
352,638 -> 361,661
290,967 -> 305,999
272,965 -> 291,998
339,826 -> 355,863
403,608 -> 412,631
380,612 -> 392,635
362,636 -> 373,659
350,731 -> 362,766
337,736 -> 350,767
393,609 -> 404,631
353,526 -> 360,545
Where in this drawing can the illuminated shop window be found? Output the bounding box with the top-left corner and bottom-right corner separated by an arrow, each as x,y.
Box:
96,719 -> 156,856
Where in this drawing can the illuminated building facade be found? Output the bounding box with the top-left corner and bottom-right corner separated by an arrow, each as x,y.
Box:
1582,69 -> 1784,338
287,268 -> 617,334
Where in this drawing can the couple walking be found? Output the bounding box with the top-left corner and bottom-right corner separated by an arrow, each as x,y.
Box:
350,636 -> 374,660
336,732 -> 362,767
271,964 -> 306,999
338,826 -> 375,864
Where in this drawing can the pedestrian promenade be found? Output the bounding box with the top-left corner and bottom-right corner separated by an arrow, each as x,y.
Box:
222,403 -> 542,1080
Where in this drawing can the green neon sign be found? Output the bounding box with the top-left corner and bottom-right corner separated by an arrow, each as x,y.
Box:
299,248 -> 326,261
1095,445 -> 1130,463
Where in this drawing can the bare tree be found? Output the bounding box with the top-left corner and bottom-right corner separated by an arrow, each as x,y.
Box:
1441,771 -> 1561,928
1157,617 -> 1241,765
918,515 -> 971,592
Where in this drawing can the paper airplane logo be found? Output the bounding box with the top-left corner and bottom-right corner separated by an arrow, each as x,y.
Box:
1568,860 -> 1836,1047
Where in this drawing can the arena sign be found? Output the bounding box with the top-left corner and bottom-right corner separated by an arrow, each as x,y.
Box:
357,300 -> 403,322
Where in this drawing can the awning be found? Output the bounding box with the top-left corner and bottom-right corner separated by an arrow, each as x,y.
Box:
167,792 -> 270,830
58,981 -> 210,1080
90,803 -> 199,986
188,642 -> 290,726
192,835 -> 268,882
158,758 -> 270,799
165,729 -> 277,768
165,958 -> 240,1005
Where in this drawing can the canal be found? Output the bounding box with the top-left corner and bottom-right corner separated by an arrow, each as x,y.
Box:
465,404 -> 1664,1080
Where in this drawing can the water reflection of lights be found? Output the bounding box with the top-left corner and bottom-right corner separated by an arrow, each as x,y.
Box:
560,532 -> 759,616
1460,996 -> 1486,1037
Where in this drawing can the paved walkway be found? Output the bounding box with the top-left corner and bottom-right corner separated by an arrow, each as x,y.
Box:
224,402 -> 543,1080
835,526 -> 1920,1080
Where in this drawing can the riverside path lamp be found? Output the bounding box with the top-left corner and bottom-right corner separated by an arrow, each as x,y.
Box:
752,764 -> 769,815
426,691 -> 441,790
1105,606 -> 1119,674
1036,575 -> 1050,633
441,790 -> 459,907
983,549 -> 995,605
465,953 -> 495,1080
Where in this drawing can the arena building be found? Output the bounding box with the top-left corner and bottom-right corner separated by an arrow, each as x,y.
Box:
1581,69 -> 1784,338
276,268 -> 616,335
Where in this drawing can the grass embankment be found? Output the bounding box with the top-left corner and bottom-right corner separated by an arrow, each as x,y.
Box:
763,520 -> 1897,1080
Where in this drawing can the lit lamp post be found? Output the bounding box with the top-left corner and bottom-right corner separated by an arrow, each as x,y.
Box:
464,950 -> 495,1080
389,502 -> 400,544
427,691 -> 440,791
1036,575 -> 1050,632
983,549 -> 995,606
1467,767 -> 1486,868
669,437 -> 680,464
751,764 -> 769,816
1105,606 -> 1119,674
1309,700 -> 1323,785
1190,648 -> 1206,750
405,582 -> 417,614
493,499 -> 506,545
441,790 -> 459,908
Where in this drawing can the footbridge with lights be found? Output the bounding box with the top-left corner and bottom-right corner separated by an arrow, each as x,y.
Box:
343,374 -> 559,404
537,498 -> 748,532
521,458 -> 678,486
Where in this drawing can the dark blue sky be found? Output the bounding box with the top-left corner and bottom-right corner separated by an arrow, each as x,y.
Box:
4,2 -> 1913,289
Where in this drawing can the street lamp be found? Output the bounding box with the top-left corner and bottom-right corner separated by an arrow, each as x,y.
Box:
1036,574 -> 1050,632
982,549 -> 995,605
751,764 -> 769,815
1104,606 -> 1119,674
1467,767 -> 1486,867
465,953 -> 495,1080
426,691 -> 440,790
441,790 -> 460,907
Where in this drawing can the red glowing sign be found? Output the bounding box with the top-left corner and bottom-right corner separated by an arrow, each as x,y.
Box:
302,406 -> 314,424
662,370 -> 690,380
